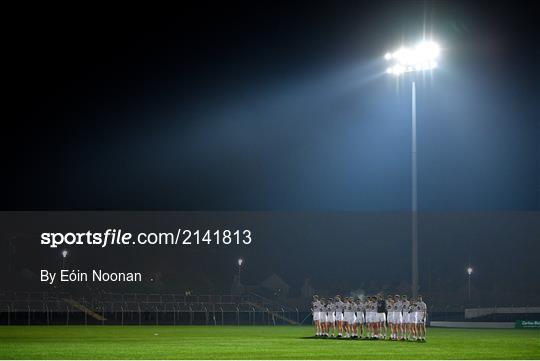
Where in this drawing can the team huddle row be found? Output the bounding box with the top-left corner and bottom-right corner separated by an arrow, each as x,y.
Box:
311,294 -> 428,341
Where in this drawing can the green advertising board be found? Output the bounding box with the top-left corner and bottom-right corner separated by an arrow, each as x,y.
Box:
515,320 -> 540,328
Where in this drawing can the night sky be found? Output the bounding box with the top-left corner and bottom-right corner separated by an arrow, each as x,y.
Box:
4,1 -> 538,211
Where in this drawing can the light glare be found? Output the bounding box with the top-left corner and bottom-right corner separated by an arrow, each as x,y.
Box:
385,40 -> 440,75
416,41 -> 440,59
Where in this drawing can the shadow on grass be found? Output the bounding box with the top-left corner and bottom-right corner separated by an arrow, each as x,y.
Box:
300,336 -> 427,343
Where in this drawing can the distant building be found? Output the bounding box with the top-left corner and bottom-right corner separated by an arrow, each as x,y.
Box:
261,273 -> 290,298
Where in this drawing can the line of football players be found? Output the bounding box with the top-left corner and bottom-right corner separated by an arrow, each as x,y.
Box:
311,294 -> 427,341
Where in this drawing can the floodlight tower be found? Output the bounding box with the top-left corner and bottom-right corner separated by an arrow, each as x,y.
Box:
61,249 -> 68,269
384,40 -> 440,298
467,266 -> 473,302
237,258 -> 244,283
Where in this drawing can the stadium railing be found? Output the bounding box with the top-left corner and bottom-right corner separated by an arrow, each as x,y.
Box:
0,291 -> 305,326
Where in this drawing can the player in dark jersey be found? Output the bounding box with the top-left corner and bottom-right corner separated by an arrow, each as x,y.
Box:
376,294 -> 387,339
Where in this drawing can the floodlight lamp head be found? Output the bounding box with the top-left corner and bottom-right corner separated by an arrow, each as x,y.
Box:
62,249 -> 68,258
385,40 -> 440,76
467,267 -> 473,275
238,258 -> 243,267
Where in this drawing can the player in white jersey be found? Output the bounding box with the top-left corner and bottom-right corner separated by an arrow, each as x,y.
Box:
311,295 -> 323,336
400,295 -> 410,340
326,298 -> 335,337
408,298 -> 418,340
393,295 -> 404,340
320,299 -> 328,337
342,297 -> 350,338
347,297 -> 356,337
386,296 -> 396,340
365,296 -> 378,339
353,297 -> 364,338
334,295 -> 345,337
350,298 -> 358,338
363,297 -> 371,338
415,295 -> 427,341
323,299 -> 330,337
387,295 -> 400,340
372,295 -> 381,339
344,297 -> 356,338
319,299 -> 326,336
327,298 -> 337,337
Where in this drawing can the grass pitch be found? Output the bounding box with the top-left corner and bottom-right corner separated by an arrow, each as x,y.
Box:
0,326 -> 538,359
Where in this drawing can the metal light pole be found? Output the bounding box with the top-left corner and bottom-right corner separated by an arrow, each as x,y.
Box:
61,249 -> 68,269
411,80 -> 418,298
237,258 -> 243,283
467,267 -> 473,302
385,40 -> 440,298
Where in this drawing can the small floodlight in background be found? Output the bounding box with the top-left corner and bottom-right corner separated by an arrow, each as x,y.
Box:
384,40 -> 440,76
61,249 -> 68,269
467,266 -> 474,302
237,258 -> 244,283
